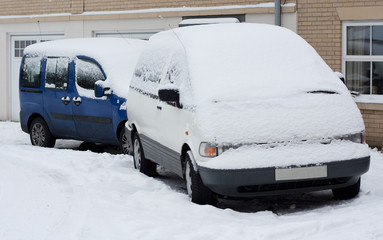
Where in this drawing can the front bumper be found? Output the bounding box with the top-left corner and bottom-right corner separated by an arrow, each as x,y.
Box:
198,156 -> 370,198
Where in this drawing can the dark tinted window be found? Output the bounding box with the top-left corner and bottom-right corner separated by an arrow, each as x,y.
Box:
45,57 -> 69,90
347,26 -> 370,55
75,58 -> 105,90
373,26 -> 383,55
21,56 -> 41,88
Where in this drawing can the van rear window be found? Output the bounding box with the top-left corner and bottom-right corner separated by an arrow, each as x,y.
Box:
20,56 -> 41,88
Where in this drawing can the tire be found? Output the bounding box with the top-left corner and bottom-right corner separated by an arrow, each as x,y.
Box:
133,133 -> 157,177
332,177 -> 361,200
29,118 -> 56,148
119,127 -> 131,155
185,151 -> 216,205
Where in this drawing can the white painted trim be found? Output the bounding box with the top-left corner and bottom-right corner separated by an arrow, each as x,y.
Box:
342,21 -> 383,101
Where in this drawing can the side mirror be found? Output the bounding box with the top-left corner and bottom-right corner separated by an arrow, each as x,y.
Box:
94,80 -> 111,97
334,72 -> 345,83
158,88 -> 181,108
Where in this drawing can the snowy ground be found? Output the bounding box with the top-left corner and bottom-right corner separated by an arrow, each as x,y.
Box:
0,121 -> 383,240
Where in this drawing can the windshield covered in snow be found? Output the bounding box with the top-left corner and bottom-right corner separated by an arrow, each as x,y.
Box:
150,23 -> 348,104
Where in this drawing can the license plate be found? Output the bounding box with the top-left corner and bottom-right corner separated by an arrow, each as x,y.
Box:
275,165 -> 327,181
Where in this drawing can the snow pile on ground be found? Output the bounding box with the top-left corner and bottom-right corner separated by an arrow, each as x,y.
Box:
0,121 -> 382,240
25,38 -> 146,98
147,24 -> 364,144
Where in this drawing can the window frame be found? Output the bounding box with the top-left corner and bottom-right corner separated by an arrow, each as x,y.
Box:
342,21 -> 383,97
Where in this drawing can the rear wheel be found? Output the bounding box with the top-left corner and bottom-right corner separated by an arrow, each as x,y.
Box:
332,177 -> 361,200
29,118 -> 56,148
185,151 -> 216,205
133,133 -> 157,177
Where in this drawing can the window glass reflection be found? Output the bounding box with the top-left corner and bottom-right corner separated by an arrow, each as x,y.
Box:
347,26 -> 370,55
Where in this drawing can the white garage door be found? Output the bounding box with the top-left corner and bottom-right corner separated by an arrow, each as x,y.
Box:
10,35 -> 64,121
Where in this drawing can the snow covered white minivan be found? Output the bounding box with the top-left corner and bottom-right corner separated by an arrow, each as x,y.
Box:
20,38 -> 145,152
125,24 -> 370,205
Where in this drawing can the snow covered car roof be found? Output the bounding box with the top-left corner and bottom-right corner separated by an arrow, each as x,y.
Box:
142,23 -> 365,144
24,38 -> 146,98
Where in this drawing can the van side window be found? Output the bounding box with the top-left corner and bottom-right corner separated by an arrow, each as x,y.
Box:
45,57 -> 69,90
162,50 -> 193,106
130,48 -> 170,98
20,56 -> 41,88
75,58 -> 105,90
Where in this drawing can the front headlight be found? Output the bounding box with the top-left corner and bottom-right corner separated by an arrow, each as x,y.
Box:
334,132 -> 365,144
199,142 -> 218,157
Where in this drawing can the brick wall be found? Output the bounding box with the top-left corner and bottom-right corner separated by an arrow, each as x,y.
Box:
297,1 -> 383,147
357,103 -> 383,148
297,0 -> 383,73
0,0 -> 296,16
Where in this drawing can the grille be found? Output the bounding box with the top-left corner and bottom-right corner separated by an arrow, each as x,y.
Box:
238,177 -> 351,193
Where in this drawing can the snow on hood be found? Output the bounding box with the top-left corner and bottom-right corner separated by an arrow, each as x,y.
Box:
149,23 -> 365,144
25,38 -> 146,98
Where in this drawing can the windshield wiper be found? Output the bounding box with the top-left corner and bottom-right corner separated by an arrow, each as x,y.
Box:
307,90 -> 338,94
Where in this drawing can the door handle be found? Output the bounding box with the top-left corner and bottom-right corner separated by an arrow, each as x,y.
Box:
73,97 -> 82,106
157,106 -> 162,110
61,96 -> 70,105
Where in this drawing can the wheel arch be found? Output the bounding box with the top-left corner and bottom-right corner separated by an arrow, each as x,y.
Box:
27,113 -> 46,133
129,123 -> 138,143
116,120 -> 127,139
181,144 -> 197,178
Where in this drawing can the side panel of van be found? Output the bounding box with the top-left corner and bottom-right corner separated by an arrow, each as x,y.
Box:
42,57 -> 77,137
21,53 -> 128,147
71,57 -> 116,144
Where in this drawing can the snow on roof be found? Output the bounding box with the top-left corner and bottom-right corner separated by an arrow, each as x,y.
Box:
147,23 -> 365,144
25,38 -> 146,98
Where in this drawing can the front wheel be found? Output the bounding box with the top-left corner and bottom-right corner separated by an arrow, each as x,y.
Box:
133,133 -> 157,177
185,151 -> 216,205
29,118 -> 56,148
119,127 -> 131,155
332,177 -> 361,200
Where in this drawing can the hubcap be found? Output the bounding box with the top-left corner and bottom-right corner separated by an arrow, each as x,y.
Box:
133,138 -> 141,170
31,123 -> 45,146
185,161 -> 192,198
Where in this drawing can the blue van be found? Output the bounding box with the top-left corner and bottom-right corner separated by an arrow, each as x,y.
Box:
19,38 -> 145,153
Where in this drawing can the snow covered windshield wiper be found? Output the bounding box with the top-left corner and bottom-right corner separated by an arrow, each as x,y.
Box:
307,90 -> 339,94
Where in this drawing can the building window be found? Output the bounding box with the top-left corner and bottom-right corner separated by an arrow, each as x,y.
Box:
14,40 -> 37,58
343,23 -> 383,95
